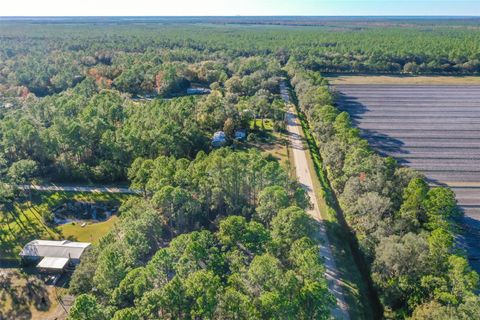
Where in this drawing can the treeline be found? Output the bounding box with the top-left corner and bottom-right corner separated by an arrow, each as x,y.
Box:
287,63 -> 480,318
290,28 -> 480,75
0,83 -> 208,182
0,58 -> 285,182
1,23 -> 480,99
0,23 -> 285,98
68,148 -> 333,320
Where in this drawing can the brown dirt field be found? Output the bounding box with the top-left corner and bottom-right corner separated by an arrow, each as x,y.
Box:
326,74 -> 480,85
0,269 -> 70,320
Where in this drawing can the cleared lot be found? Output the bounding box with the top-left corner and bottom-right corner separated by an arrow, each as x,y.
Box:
334,84 -> 480,272
328,75 -> 480,85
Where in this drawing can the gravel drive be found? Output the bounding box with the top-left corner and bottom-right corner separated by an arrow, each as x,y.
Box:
283,81 -> 350,319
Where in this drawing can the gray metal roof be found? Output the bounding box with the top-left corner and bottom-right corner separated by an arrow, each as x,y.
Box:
37,257 -> 69,270
20,240 -> 90,260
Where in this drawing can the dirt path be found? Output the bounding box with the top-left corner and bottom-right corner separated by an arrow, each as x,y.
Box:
282,82 -> 350,319
19,184 -> 138,194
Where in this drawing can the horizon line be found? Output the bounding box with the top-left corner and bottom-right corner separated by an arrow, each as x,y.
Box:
1,15 -> 480,18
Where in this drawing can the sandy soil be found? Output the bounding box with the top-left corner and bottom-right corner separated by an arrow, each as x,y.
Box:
327,75 -> 480,85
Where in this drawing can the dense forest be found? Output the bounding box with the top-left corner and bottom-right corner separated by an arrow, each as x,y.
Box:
0,18 -> 479,320
0,44 -> 285,181
67,149 -> 333,319
1,22 -> 480,183
1,21 -> 480,96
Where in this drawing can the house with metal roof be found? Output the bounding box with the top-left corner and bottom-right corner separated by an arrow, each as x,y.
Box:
211,131 -> 227,147
234,129 -> 247,141
20,240 -> 91,273
187,87 -> 211,95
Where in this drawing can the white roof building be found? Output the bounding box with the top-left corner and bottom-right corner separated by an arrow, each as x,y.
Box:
187,87 -> 211,95
37,257 -> 70,271
20,240 -> 91,271
212,131 -> 227,147
20,240 -> 90,260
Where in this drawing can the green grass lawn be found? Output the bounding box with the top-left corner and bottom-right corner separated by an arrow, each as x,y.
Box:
59,215 -> 119,243
0,191 -> 132,258
0,203 -> 58,259
247,119 -> 290,168
325,74 -> 480,85
250,118 -> 274,131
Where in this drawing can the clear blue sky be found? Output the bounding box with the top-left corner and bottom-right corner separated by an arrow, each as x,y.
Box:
3,0 -> 480,16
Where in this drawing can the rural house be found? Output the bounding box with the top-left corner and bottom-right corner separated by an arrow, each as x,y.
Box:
234,129 -> 247,141
187,87 -> 211,95
211,131 -> 227,147
20,240 -> 91,273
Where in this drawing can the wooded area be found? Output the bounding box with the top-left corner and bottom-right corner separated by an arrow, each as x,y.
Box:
0,18 -> 479,320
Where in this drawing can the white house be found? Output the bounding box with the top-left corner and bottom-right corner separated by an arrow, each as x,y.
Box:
212,131 -> 227,147
20,240 -> 91,272
187,87 -> 211,95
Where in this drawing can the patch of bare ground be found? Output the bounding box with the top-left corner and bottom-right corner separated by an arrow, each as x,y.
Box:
326,74 -> 480,85
0,269 -> 71,320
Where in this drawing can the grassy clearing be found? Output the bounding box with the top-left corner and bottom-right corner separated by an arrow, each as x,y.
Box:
0,203 -> 58,259
326,74 -> 480,85
59,215 -> 119,243
0,191 -> 132,258
248,119 -> 290,168
250,118 -> 274,131
293,105 -> 381,319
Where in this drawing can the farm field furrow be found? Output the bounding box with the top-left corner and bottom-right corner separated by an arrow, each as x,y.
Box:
367,138 -> 480,148
362,131 -> 480,139
352,112 -> 480,118
342,105 -> 478,112
335,84 -> 480,272
396,152 -> 480,159
360,123 -> 480,130
339,97 -> 480,101
358,118 -> 480,124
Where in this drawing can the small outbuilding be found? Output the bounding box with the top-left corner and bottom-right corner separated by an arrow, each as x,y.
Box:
234,129 -> 247,141
20,240 -> 91,273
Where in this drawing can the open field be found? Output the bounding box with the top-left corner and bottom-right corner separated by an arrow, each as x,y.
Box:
327,74 -> 480,85
248,119 -> 291,167
334,84 -> 480,272
58,215 -> 119,243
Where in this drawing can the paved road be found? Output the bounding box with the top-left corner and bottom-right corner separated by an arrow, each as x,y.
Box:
19,184 -> 138,194
281,82 -> 350,319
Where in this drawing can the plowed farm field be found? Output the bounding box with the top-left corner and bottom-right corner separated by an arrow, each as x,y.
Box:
334,84 -> 480,272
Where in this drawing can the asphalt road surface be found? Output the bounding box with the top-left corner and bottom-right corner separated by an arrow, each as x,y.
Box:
334,84 -> 480,272
282,81 -> 350,319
